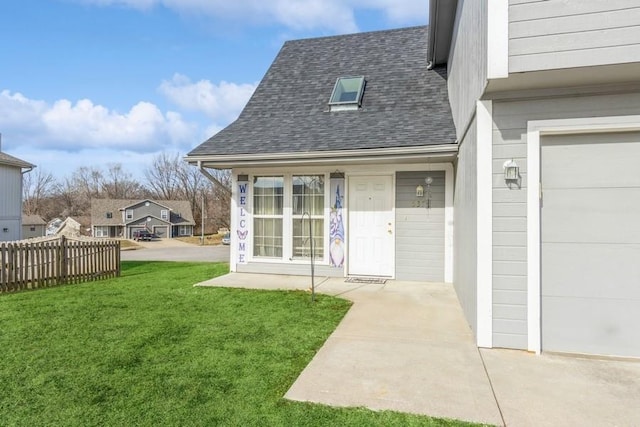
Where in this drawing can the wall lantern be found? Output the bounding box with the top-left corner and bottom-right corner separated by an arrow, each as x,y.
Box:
2,228 -> 8,233
503,159 -> 520,181
416,184 -> 424,197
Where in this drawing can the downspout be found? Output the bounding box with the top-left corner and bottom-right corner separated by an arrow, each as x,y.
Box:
427,0 -> 439,70
197,161 -> 232,197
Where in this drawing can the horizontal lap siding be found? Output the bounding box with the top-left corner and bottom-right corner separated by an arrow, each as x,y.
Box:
453,120 -> 478,334
395,171 -> 445,282
492,91 -> 640,350
509,0 -> 640,72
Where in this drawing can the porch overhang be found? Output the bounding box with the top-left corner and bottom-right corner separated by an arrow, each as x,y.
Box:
186,144 -> 458,169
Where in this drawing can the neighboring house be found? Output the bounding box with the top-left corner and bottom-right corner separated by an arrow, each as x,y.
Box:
187,26 -> 457,280
21,214 -> 47,239
91,199 -> 195,239
0,146 -> 34,242
55,217 -> 82,238
428,0 -> 640,358
186,2 -> 640,359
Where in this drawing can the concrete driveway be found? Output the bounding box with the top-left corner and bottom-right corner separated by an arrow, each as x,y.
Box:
121,238 -> 230,262
196,273 -> 640,426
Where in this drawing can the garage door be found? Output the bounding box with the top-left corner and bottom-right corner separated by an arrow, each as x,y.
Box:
541,132 -> 640,358
153,226 -> 169,238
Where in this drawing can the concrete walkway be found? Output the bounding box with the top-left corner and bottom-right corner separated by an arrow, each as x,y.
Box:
196,273 -> 640,426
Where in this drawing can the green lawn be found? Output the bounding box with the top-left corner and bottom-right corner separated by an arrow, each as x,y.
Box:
0,261 -> 479,426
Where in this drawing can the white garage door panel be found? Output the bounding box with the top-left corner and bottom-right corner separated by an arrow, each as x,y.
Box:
542,243 -> 640,298
542,134 -> 640,188
542,188 -> 640,243
541,132 -> 640,357
542,297 -> 640,357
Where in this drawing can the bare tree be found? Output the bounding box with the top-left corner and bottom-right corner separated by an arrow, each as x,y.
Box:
102,163 -> 146,199
23,168 -> 57,216
144,152 -> 183,200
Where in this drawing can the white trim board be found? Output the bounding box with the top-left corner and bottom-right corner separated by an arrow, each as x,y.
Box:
487,0 -> 509,79
526,115 -> 640,353
476,100 -> 493,348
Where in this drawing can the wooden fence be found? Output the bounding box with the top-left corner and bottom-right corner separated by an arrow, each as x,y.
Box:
0,236 -> 120,292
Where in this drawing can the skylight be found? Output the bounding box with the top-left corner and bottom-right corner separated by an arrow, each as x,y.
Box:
329,76 -> 365,111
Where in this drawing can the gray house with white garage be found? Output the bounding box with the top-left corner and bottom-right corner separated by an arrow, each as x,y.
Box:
430,0 -> 640,358
187,1 -> 640,359
91,199 -> 195,239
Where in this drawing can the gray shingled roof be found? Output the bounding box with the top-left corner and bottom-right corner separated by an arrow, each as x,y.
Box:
91,199 -> 196,226
187,26 -> 455,159
0,151 -> 34,168
22,214 -> 46,225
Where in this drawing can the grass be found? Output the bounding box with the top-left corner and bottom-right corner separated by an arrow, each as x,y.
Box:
0,262 -> 480,427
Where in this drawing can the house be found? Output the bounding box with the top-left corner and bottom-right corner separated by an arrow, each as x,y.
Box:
186,2 -> 640,359
21,214 -> 47,239
0,143 -> 34,242
428,0 -> 640,358
187,26 -> 457,280
91,199 -> 195,239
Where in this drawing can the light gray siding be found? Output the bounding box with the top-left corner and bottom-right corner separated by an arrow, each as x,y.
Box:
0,165 -> 24,241
541,132 -> 640,357
509,0 -> 640,73
447,0 -> 488,140
395,171 -> 445,282
453,118 -> 478,334
492,90 -> 640,350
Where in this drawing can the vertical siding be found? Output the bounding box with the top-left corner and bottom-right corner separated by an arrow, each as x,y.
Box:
492,91 -> 640,350
448,0 -> 488,140
395,171 -> 445,282
509,0 -> 640,72
453,118 -> 478,334
0,165 -> 23,241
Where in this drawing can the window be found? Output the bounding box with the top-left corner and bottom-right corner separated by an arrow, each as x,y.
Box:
292,175 -> 324,259
329,76 -> 365,111
253,176 -> 284,257
30,226 -> 36,232
125,210 -> 133,220
106,212 -> 112,219
161,209 -> 168,220
94,226 -> 109,237
178,225 -> 190,236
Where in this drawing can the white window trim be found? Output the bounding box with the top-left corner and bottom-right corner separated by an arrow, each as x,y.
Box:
250,173 -> 330,264
178,225 -> 190,236
125,209 -> 133,220
526,115 -> 640,354
160,209 -> 169,220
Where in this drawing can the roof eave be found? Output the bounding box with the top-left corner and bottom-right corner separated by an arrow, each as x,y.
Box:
186,144 -> 458,169
427,0 -> 459,67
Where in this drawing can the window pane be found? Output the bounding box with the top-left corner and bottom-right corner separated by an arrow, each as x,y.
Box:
292,175 -> 324,216
254,176 -> 283,215
292,218 -> 324,259
253,218 -> 283,258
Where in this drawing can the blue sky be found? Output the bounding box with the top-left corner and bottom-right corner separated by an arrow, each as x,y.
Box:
0,0 -> 428,179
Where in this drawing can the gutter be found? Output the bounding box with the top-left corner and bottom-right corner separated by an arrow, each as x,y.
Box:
427,0 -> 439,70
187,144 -> 458,169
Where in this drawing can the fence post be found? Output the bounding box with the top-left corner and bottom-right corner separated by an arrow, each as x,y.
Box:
59,236 -> 67,284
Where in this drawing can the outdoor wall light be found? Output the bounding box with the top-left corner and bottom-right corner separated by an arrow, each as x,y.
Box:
503,159 -> 520,181
416,184 -> 424,197
2,228 -> 8,232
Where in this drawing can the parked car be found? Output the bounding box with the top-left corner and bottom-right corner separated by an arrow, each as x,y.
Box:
133,230 -> 159,241
222,233 -> 231,245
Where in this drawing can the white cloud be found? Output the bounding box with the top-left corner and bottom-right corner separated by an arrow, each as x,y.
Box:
73,0 -> 428,33
0,90 -> 196,153
158,74 -> 256,122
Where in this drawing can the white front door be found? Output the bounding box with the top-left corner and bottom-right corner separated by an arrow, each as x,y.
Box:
348,175 -> 394,277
